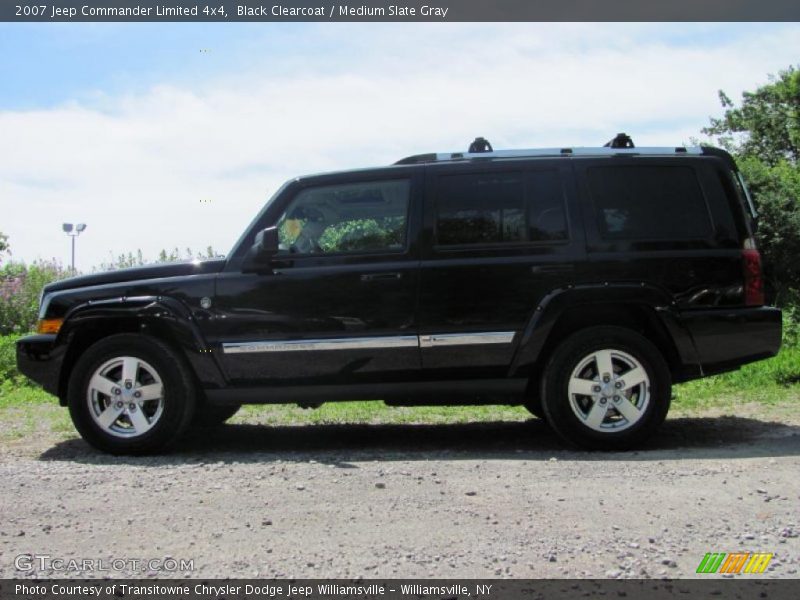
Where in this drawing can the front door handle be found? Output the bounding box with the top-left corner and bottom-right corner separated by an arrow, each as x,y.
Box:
531,264 -> 574,275
361,272 -> 403,282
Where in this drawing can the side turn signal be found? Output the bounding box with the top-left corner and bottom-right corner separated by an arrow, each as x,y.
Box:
36,318 -> 63,334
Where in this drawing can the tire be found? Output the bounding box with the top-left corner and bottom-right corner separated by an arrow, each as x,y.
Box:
193,403 -> 241,427
540,326 -> 671,451
67,334 -> 197,455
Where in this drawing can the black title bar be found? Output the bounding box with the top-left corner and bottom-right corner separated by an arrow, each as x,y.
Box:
3,0 -> 800,22
4,579 -> 800,600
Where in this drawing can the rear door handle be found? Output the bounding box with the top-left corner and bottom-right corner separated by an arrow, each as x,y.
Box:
531,264 -> 574,274
361,272 -> 403,282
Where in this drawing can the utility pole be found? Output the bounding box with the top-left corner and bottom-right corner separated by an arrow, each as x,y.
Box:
62,223 -> 87,274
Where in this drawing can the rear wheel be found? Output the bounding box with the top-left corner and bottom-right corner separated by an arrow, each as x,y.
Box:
541,326 -> 671,450
67,334 -> 196,455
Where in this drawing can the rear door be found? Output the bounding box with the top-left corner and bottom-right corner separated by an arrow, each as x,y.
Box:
417,160 -> 586,378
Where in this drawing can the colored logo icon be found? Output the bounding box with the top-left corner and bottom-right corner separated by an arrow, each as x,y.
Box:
696,552 -> 773,574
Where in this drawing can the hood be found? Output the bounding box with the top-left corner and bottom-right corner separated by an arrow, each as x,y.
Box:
44,258 -> 227,293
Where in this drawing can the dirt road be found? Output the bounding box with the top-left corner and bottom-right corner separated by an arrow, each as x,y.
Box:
1,409 -> 799,579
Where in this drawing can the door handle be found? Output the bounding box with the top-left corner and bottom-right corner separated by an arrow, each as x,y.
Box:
361,272 -> 403,282
531,264 -> 574,274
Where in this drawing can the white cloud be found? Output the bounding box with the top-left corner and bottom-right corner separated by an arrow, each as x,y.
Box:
2,23 -> 799,270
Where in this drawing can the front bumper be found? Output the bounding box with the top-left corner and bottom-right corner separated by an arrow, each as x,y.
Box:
681,306 -> 782,375
16,334 -> 62,396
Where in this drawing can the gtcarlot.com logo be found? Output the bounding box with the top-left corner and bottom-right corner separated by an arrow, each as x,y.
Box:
14,553 -> 194,573
696,552 -> 773,574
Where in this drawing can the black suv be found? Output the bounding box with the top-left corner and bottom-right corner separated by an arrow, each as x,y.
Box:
17,135 -> 782,454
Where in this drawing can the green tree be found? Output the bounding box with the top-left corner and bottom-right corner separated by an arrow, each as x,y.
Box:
0,231 -> 9,262
702,66 -> 800,305
0,260 -> 70,334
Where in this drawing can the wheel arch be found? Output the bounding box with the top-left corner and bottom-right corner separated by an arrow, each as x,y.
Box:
55,297 -> 224,405
510,284 -> 701,399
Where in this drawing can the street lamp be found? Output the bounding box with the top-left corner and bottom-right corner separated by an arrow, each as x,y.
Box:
62,222 -> 86,273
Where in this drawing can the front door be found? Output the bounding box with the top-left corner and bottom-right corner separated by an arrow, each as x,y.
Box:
212,174 -> 422,386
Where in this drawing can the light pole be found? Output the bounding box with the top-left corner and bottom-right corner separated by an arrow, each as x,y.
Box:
62,223 -> 86,274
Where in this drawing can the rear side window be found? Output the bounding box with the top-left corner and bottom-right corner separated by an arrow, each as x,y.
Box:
435,170 -> 567,246
436,173 -> 525,245
528,170 -> 568,241
588,166 -> 712,240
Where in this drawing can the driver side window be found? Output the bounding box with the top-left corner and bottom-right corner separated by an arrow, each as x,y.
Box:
277,179 -> 410,255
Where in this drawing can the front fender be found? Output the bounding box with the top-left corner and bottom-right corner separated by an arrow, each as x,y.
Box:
55,296 -> 226,398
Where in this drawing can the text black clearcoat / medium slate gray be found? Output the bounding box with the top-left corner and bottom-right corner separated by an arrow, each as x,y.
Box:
16,140 -> 783,453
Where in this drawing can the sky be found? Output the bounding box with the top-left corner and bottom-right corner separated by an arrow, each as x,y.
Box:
1,22 -> 799,271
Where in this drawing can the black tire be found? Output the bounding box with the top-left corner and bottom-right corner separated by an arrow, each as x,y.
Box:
193,403 -> 241,427
67,334 -> 197,455
540,326 -> 671,451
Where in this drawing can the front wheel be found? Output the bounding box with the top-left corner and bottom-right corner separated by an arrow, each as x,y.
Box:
67,334 -> 196,455
540,326 -> 671,450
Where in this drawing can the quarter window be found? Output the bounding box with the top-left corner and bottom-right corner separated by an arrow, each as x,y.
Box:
277,180 -> 410,255
588,166 -> 712,240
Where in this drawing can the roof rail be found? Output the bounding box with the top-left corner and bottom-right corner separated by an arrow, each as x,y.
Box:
394,145 -> 703,165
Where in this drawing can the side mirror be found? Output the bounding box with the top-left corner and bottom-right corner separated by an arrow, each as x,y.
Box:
242,227 -> 281,272
255,227 -> 280,254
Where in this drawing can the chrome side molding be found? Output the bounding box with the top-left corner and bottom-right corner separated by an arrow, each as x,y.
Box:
222,331 -> 515,354
418,332 -> 515,348
222,335 -> 418,354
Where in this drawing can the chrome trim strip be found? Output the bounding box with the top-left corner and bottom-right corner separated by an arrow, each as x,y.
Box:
222,331 -> 516,354
434,146 -> 702,162
222,335 -> 419,354
419,331 -> 515,348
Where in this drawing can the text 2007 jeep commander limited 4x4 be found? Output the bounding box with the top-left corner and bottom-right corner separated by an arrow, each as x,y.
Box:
17,134 -> 782,454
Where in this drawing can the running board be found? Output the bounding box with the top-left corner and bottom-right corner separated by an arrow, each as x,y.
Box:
205,379 -> 527,406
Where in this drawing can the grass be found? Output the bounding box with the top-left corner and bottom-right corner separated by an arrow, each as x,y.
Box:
234,402 -> 530,426
1,343 -> 798,446
0,383 -> 73,443
672,344 -> 800,411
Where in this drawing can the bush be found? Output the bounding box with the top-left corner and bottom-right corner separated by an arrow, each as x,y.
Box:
0,334 -> 24,387
782,306 -> 800,348
95,246 -> 221,271
0,260 -> 70,335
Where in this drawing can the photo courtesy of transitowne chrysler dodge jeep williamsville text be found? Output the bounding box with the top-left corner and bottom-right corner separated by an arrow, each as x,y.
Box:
16,134 -> 782,454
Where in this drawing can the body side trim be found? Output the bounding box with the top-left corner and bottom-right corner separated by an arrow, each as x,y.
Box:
419,332 -> 515,348
223,336 -> 418,354
222,331 -> 517,354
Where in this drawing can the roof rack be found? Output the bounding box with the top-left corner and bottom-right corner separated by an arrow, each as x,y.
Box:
604,132 -> 635,149
468,136 -> 493,153
394,134 -> 702,165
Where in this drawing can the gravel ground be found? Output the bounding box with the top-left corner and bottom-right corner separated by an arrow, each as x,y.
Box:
1,407 -> 799,579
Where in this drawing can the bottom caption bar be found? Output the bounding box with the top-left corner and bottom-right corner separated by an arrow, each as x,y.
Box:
4,580 -> 800,600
